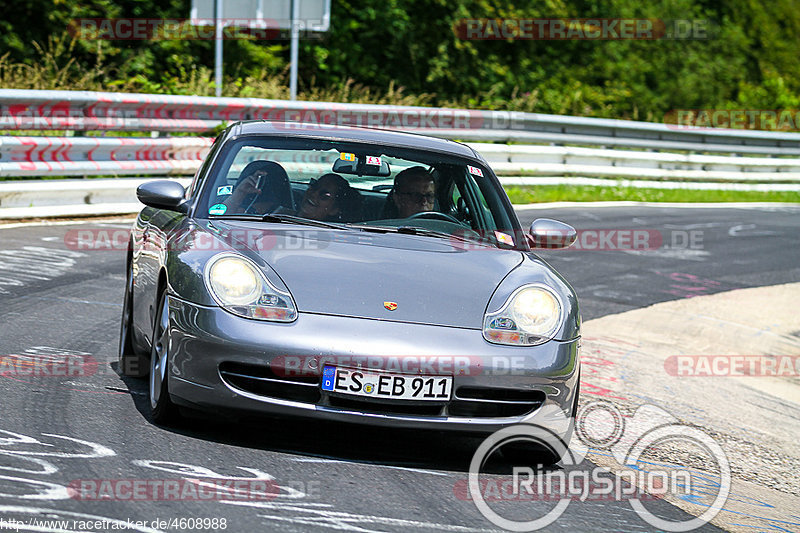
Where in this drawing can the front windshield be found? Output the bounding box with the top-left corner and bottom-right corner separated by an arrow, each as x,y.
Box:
198,136 -> 522,249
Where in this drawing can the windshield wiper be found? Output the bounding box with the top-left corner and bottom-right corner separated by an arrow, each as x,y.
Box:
208,214 -> 263,221
347,224 -> 486,245
209,213 -> 346,230
397,226 -> 484,245
345,223 -> 396,234
261,213 -> 347,230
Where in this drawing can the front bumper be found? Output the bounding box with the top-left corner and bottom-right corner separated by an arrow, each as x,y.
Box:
167,296 -> 580,436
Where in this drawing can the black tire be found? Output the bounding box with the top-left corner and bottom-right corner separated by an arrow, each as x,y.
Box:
118,261 -> 149,377
503,377 -> 581,468
149,291 -> 180,424
501,440 -> 563,468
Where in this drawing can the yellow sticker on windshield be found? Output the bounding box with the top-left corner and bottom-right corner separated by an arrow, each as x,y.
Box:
340,152 -> 356,161
495,231 -> 514,246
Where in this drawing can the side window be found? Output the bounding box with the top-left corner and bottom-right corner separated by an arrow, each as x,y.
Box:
451,182 -> 463,207
458,171 -> 497,231
448,179 -> 477,228
187,135 -> 222,199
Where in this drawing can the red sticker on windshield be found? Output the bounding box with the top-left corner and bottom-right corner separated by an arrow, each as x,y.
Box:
366,156 -> 382,166
468,165 -> 484,177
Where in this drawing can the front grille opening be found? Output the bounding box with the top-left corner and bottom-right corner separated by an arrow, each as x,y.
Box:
327,396 -> 445,417
220,361 -> 320,384
449,387 -> 546,418
219,361 -> 320,404
448,401 -> 535,417
456,387 -> 545,402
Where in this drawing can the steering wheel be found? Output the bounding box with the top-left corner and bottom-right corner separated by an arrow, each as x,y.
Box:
405,211 -> 462,224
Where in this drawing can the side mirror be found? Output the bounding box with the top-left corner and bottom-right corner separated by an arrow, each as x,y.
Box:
136,180 -> 188,212
528,218 -> 577,249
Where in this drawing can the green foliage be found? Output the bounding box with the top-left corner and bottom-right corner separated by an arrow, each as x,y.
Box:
0,0 -> 798,123
504,185 -> 800,204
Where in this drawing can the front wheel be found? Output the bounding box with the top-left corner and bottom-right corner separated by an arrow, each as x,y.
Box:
118,261 -> 149,377
501,441 -> 563,468
149,291 -> 180,424
503,379 -> 580,468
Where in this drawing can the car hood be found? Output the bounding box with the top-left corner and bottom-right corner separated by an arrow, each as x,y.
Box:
208,221 -> 525,329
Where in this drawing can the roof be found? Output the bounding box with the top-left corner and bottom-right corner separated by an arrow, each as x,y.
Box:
234,121 -> 479,159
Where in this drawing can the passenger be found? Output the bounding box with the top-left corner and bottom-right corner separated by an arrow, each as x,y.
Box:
224,161 -> 293,214
388,166 -> 435,218
295,173 -> 362,222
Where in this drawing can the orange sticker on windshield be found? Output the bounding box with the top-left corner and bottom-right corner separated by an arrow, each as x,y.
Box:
340,152 -> 356,161
495,231 -> 514,246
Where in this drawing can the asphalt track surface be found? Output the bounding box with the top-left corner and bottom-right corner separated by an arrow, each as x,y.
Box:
0,204 -> 798,532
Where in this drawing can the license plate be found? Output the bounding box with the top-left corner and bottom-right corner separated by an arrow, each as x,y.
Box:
321,366 -> 452,401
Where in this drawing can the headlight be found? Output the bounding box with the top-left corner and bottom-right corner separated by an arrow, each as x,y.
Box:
204,254 -> 297,322
483,285 -> 562,345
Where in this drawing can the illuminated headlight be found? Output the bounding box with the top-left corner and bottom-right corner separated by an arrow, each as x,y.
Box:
483,285 -> 562,345
204,254 -> 297,322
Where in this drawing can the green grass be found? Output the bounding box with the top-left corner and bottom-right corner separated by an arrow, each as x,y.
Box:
503,185 -> 800,204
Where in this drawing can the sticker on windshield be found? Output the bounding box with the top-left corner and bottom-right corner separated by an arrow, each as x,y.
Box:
209,203 -> 227,215
495,231 -> 514,246
217,185 -> 233,196
340,152 -> 356,162
366,156 -> 382,166
468,165 -> 484,177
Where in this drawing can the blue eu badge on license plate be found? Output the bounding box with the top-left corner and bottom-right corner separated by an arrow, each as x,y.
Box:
321,366 -> 336,390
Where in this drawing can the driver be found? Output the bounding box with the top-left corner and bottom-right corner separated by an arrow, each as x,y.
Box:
391,166 -> 435,218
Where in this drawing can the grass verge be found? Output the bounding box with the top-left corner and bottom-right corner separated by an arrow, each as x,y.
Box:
504,185 -> 800,204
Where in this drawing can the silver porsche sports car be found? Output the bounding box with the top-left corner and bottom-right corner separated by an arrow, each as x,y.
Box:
120,122 -> 580,459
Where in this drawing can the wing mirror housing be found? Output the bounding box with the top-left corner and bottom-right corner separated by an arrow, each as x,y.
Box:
528,218 -> 577,249
136,180 -> 188,213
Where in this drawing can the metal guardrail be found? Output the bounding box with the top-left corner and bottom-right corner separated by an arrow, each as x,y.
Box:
473,144 -> 800,182
0,177 -> 192,219
3,89 -> 800,154
1,89 -> 800,218
3,135 -> 800,183
0,136 -> 211,177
